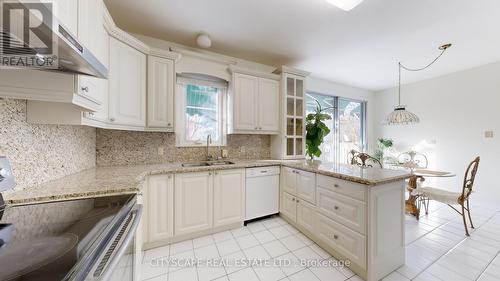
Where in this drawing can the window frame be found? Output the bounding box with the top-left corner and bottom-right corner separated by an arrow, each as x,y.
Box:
306,92 -> 367,163
175,81 -> 227,147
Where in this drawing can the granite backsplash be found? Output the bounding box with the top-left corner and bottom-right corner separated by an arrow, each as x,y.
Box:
96,129 -> 271,166
0,98 -> 96,191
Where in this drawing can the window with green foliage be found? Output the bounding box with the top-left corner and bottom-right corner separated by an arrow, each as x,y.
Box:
306,92 -> 366,163
176,76 -> 226,146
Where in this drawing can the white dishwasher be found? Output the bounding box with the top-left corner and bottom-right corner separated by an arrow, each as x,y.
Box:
245,166 -> 280,221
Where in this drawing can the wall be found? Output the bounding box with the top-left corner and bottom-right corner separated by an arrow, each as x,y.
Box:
96,129 -> 270,166
307,76 -> 376,152
0,98 -> 96,192
373,62 -> 500,206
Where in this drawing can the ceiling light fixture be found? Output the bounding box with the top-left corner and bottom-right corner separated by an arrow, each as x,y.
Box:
385,43 -> 452,125
325,0 -> 364,11
196,34 -> 212,49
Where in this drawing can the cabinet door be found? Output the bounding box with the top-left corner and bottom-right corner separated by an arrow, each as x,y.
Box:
258,78 -> 280,132
213,169 -> 245,227
145,174 -> 174,243
281,167 -> 297,195
147,56 -> 175,129
296,199 -> 316,234
280,192 -> 297,222
296,170 -> 316,204
233,73 -> 258,131
109,37 -> 146,127
175,172 -> 213,236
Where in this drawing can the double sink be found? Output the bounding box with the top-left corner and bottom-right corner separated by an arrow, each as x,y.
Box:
181,160 -> 235,167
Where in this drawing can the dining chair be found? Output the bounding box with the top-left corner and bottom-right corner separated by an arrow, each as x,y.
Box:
411,156 -> 480,236
348,150 -> 383,168
398,151 -> 429,169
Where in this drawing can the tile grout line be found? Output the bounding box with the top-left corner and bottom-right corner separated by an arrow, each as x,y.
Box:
411,210 -> 499,281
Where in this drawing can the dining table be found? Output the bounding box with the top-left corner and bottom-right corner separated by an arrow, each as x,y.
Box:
403,168 -> 456,219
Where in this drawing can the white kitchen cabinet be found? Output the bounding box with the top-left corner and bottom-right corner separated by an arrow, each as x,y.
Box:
295,169 -> 316,204
280,192 -> 297,221
281,167 -> 297,195
296,198 -> 316,234
175,172 -> 213,236
109,37 -> 147,128
213,169 -> 245,227
229,69 -> 280,134
270,66 -> 310,159
147,56 -> 175,130
258,78 -> 280,131
144,174 -> 174,244
233,73 -> 259,131
280,167 -> 315,204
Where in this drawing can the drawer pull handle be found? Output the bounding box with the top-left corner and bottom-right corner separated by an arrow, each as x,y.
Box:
334,184 -> 339,188
333,234 -> 339,239
334,206 -> 339,210
81,86 -> 89,92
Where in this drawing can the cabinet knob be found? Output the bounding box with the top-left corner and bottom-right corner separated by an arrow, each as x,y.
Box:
81,86 -> 89,92
292,198 -> 295,202
255,127 -> 258,130
296,199 -> 300,203
259,127 -> 262,130
334,184 -> 339,188
333,234 -> 339,240
334,206 -> 339,210
167,123 -> 171,126
109,117 -> 115,122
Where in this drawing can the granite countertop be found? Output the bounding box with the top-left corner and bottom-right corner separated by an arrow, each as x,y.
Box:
4,160 -> 411,206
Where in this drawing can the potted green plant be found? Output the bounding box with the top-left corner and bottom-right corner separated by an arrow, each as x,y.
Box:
305,100 -> 333,163
374,138 -> 393,163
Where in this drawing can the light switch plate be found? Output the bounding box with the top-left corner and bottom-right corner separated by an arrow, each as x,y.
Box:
485,131 -> 494,138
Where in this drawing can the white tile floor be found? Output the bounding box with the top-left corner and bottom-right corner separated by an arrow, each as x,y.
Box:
140,202 -> 500,281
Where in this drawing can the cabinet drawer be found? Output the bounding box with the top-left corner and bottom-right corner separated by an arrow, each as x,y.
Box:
316,213 -> 366,269
317,174 -> 366,201
317,187 -> 366,234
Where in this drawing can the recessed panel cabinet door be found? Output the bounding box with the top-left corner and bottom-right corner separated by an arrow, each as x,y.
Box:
258,78 -> 280,132
296,170 -> 316,204
213,169 -> 245,227
175,172 -> 213,236
233,73 -> 258,130
296,199 -> 316,234
281,167 -> 297,195
145,174 -> 174,243
280,192 -> 297,222
147,56 -> 175,129
109,37 -> 146,127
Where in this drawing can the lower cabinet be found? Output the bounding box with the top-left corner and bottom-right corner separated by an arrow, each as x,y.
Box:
280,191 -> 316,234
143,169 -> 245,245
213,169 -> 245,227
144,174 -> 174,244
175,172 -> 214,236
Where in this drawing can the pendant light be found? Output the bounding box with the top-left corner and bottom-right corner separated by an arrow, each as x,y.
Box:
385,43 -> 452,125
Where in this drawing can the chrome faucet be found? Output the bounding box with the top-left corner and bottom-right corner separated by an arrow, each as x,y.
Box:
206,134 -> 213,161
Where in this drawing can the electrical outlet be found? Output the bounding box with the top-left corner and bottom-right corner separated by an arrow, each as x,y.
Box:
158,147 -> 165,155
485,131 -> 494,138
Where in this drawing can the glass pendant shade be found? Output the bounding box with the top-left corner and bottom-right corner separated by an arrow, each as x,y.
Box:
385,105 -> 420,125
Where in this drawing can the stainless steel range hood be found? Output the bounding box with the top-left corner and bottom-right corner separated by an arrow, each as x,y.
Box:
0,1 -> 108,79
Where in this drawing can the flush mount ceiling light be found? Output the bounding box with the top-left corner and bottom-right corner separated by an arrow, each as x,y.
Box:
385,43 -> 452,126
196,34 -> 212,49
325,0 -> 364,11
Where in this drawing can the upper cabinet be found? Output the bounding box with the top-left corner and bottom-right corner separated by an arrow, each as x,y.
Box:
147,55 -> 176,131
108,37 -> 147,128
229,67 -> 280,134
271,66 -> 310,160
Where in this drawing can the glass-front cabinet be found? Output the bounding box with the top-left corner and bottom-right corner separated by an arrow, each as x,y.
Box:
271,66 -> 310,159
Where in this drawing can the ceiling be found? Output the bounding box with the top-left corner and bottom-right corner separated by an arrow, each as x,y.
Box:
104,0 -> 500,91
